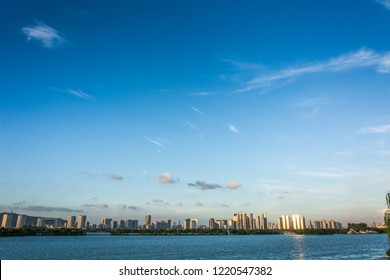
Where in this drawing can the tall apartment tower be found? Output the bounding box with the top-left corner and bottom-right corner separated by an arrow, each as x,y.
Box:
243,213 -> 248,230
1,213 -> 17,228
145,215 -> 151,226
249,213 -> 254,230
16,215 -> 27,228
262,212 -> 268,230
256,216 -> 261,230
77,215 -> 86,229
209,218 -> 216,229
67,215 -> 76,228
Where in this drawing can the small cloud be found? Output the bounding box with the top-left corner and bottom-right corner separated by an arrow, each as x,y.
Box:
191,106 -> 205,116
128,206 -> 140,211
117,204 -> 127,210
13,200 -> 26,206
220,204 -> 229,208
107,173 -> 124,180
49,86 -> 93,100
81,171 -> 100,177
188,180 -> 222,190
145,137 -> 168,149
226,181 -> 241,189
377,0 -> 390,10
189,92 -> 211,97
228,123 -> 240,134
22,21 -> 65,48
244,203 -> 250,206
185,121 -> 199,130
164,202 -> 170,206
292,168 -> 352,178
96,203 -> 109,209
195,202 -> 204,207
24,206 -> 82,213
67,89 -> 93,100
359,124 -> 390,134
156,172 -> 178,184
177,202 -> 183,207
152,199 -> 164,203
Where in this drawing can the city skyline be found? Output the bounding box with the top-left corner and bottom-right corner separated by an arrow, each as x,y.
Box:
1,1 -> 390,225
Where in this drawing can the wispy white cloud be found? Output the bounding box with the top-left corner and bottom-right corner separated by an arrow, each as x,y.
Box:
145,137 -> 167,149
67,89 -> 93,100
195,202 -> 204,207
82,203 -> 109,209
359,124 -> 390,133
235,49 -> 390,93
228,123 -> 240,134
191,106 -> 205,116
377,0 -> 390,10
292,168 -> 354,179
156,172 -> 178,184
22,21 -> 66,48
117,204 -> 127,210
49,86 -> 94,100
107,173 -> 124,180
221,58 -> 264,70
13,200 -> 26,206
152,198 -> 164,203
189,92 -> 212,97
185,121 -> 198,130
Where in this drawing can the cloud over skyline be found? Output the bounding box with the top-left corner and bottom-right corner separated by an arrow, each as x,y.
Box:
107,173 -> 124,180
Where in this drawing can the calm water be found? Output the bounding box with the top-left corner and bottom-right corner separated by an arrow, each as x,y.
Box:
0,234 -> 389,260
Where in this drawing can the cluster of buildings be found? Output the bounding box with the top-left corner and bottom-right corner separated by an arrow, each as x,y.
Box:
1,211 -> 343,231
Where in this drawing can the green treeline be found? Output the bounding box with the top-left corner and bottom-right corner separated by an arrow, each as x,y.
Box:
0,227 -> 86,237
110,228 -> 363,236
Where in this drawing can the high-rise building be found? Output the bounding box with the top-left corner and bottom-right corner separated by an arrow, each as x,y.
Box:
16,215 -> 27,228
77,215 -> 86,229
145,215 -> 151,226
262,212 -> 268,230
190,218 -> 198,229
101,218 -> 112,229
183,218 -> 191,230
209,218 -> 216,229
249,213 -> 254,230
321,219 -> 328,229
256,216 -> 261,230
243,213 -> 248,230
67,215 -> 76,228
277,216 -> 283,230
1,213 -> 18,228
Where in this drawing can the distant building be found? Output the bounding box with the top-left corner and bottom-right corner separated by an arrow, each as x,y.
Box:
1,213 -> 18,228
262,212 -> 268,230
77,215 -> 87,229
16,215 -> 27,228
125,219 -> 138,229
37,217 -> 63,228
183,218 -> 191,230
67,215 -> 76,228
145,215 -> 151,226
101,218 -> 112,229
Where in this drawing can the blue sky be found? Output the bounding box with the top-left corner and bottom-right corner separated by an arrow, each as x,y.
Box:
1,0 -> 390,225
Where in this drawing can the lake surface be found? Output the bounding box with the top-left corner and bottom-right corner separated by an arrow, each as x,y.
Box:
0,234 -> 389,260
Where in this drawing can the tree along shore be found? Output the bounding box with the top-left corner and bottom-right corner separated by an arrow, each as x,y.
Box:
0,227 -> 86,237
1,226 -> 385,237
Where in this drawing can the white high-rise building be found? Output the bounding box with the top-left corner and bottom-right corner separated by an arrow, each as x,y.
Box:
77,215 -> 87,229
16,215 -> 27,228
67,215 -> 76,228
